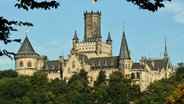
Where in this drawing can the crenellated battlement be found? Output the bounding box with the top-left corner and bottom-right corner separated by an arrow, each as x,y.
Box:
84,10 -> 101,16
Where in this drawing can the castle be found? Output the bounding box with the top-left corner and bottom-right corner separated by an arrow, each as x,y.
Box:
15,11 -> 174,91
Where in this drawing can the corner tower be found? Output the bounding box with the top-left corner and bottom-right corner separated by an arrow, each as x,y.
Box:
84,11 -> 101,42
15,36 -> 46,76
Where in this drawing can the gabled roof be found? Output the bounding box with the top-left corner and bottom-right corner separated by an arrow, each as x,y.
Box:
132,63 -> 143,69
146,58 -> 165,71
119,31 -> 131,60
42,60 -> 61,71
17,36 -> 37,55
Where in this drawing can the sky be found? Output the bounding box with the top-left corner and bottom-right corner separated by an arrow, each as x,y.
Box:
0,0 -> 184,70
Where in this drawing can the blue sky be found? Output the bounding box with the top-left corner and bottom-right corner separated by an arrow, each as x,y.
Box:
0,0 -> 184,70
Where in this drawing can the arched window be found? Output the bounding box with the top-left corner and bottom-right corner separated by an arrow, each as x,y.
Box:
72,61 -> 75,68
19,61 -> 23,67
137,72 -> 140,79
27,61 -> 32,67
131,73 -> 135,79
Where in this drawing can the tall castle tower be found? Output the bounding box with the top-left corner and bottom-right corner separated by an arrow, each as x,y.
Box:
72,11 -> 112,59
84,11 -> 101,42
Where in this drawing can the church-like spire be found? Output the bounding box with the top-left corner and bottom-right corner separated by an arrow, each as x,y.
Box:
164,36 -> 168,58
73,30 -> 79,40
107,31 -> 112,41
17,36 -> 37,55
119,31 -> 130,60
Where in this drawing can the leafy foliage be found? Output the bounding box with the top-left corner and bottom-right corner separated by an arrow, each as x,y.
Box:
0,17 -> 33,59
94,70 -> 106,87
126,0 -> 171,12
1,67 -> 184,104
165,83 -> 184,104
94,0 -> 172,12
137,78 -> 176,104
0,69 -> 18,79
15,0 -> 60,11
106,71 -> 140,104
68,69 -> 90,93
136,66 -> 184,104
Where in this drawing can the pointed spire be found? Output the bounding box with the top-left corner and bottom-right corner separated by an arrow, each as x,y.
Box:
73,30 -> 79,40
119,31 -> 131,60
107,31 -> 112,41
17,36 -> 37,55
164,36 -> 168,58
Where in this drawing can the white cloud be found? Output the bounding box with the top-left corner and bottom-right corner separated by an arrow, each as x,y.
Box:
163,2 -> 184,24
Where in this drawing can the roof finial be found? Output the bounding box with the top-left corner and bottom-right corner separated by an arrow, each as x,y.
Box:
92,0 -> 96,4
25,29 -> 29,36
123,21 -> 125,32
164,36 -> 168,58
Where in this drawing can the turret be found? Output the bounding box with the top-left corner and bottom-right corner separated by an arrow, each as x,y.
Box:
118,31 -> 132,76
15,35 -> 44,76
106,31 -> 112,45
72,30 -> 79,49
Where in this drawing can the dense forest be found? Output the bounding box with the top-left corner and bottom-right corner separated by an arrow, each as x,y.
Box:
0,65 -> 184,104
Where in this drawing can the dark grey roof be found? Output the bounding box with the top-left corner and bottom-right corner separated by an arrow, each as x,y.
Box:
42,60 -> 61,72
73,30 -> 79,40
106,31 -> 112,41
132,63 -> 143,69
119,31 -> 130,60
17,36 -> 37,55
87,56 -> 118,68
146,58 -> 165,71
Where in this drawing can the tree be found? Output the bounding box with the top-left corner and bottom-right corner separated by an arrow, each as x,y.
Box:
177,62 -> 184,67
49,78 -> 68,95
0,69 -> 18,79
106,71 -> 140,104
0,77 -> 31,103
137,78 -> 176,104
165,83 -> 184,104
174,66 -> 184,83
68,69 -> 90,93
30,71 -> 49,91
94,70 -> 106,87
61,69 -> 92,104
94,0 -> 172,12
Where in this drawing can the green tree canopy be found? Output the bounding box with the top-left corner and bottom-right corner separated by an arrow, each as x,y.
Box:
106,71 -> 140,104
0,69 -> 18,79
165,83 -> 184,104
94,70 -> 106,87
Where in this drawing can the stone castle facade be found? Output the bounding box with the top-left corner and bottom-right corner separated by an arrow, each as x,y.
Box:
15,11 -> 174,91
